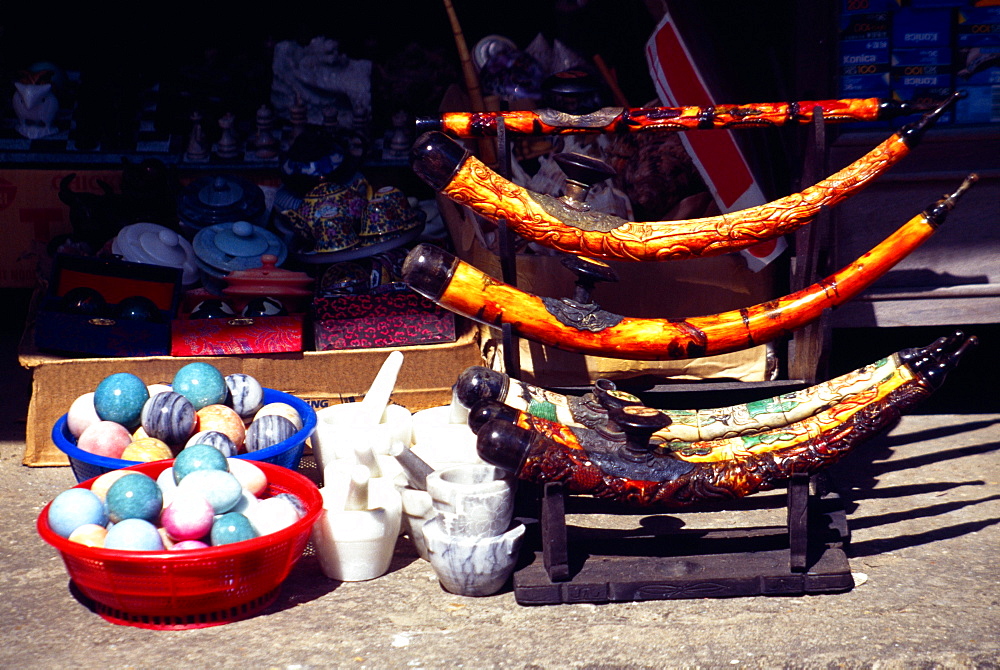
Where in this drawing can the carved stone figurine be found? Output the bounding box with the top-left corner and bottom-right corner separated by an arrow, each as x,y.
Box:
271,37 -> 372,132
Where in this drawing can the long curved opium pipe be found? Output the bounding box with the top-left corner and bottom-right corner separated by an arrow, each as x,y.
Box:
452,332 -> 966,446
410,93 -> 958,262
471,336 -> 975,508
403,175 -> 978,361
416,97 -> 938,137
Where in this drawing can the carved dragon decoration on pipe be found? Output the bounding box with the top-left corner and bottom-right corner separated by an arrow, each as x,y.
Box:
466,334 -> 976,508
410,93 -> 958,263
402,174 -> 978,362
452,331 -> 968,451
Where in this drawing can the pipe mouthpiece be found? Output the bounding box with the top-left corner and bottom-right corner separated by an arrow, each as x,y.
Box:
402,243 -> 458,302
410,131 -> 470,191
476,419 -> 533,475
453,366 -> 509,410
467,400 -> 521,434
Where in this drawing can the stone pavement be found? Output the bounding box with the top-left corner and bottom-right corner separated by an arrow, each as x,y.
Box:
2,411 -> 998,669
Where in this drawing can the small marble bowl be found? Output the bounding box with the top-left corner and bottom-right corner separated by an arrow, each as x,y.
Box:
423,517 -> 525,596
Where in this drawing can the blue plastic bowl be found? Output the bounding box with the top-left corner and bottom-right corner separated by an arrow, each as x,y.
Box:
53,388 -> 317,483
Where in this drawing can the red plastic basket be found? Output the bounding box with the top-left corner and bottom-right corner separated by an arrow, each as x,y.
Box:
37,460 -> 322,630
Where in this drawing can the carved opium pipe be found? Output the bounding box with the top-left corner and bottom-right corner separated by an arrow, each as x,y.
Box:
453,332 -> 969,448
416,96 -> 943,138
410,93 -> 958,262
402,175 -> 978,361
468,336 -> 976,508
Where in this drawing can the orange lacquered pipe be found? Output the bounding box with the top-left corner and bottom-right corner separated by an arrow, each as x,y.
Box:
410,93 -> 959,263
403,175 -> 977,361
417,97 -> 938,137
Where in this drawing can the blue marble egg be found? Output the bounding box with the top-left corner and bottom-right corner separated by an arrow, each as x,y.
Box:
175,469 -> 243,514
224,373 -> 264,420
94,372 -> 150,429
245,414 -> 297,452
104,518 -> 165,551
105,472 -> 163,524
172,363 -> 227,410
141,391 -> 195,447
210,512 -> 259,546
48,488 -> 108,538
173,443 -> 229,484
185,430 -> 237,457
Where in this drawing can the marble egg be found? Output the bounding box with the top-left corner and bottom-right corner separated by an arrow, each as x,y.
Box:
48,488 -> 108,538
228,489 -> 260,515
173,443 -> 229,483
105,472 -> 163,524
68,523 -> 108,548
161,491 -> 215,541
176,469 -> 243,514
91,469 -> 133,501
121,437 -> 173,462
253,402 -> 302,431
245,495 -> 302,536
245,414 -> 297,452
77,420 -> 132,459
94,372 -> 150,429
227,458 -> 268,496
189,299 -> 236,320
155,467 -> 179,506
66,392 -> 100,438
195,404 -> 246,448
185,430 -> 237,457
104,518 -> 165,551
242,296 -> 287,318
115,295 -> 164,323
172,362 -> 228,410
210,512 -> 259,546
171,539 -> 210,551
224,373 -> 264,420
61,286 -> 107,316
141,391 -> 196,447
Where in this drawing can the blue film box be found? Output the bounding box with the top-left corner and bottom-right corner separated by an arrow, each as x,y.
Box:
893,7 -> 955,46
840,12 -> 892,40
953,84 -> 1000,123
957,7 -> 1000,45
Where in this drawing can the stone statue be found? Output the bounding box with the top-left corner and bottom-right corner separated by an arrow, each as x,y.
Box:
271,37 -> 372,132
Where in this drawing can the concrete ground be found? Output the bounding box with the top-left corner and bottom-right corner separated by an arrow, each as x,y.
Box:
2,289 -> 999,669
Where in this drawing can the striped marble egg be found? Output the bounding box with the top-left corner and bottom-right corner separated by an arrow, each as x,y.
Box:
224,373 -> 264,421
245,414 -> 297,452
141,391 -> 196,447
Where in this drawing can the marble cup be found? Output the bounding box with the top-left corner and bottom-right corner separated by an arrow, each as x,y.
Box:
423,517 -> 525,597
425,464 -> 514,541
312,402 -> 412,473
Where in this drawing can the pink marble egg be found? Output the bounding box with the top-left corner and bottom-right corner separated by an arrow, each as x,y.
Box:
170,539 -> 210,551
67,392 -> 101,438
77,420 -> 133,458
226,457 -> 268,496
195,404 -> 246,448
161,491 -> 215,541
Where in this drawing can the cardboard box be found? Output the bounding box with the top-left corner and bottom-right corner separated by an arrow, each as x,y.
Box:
438,197 -> 773,388
312,290 -> 458,350
19,319 -> 484,466
34,254 -> 181,357
0,169 -> 123,288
